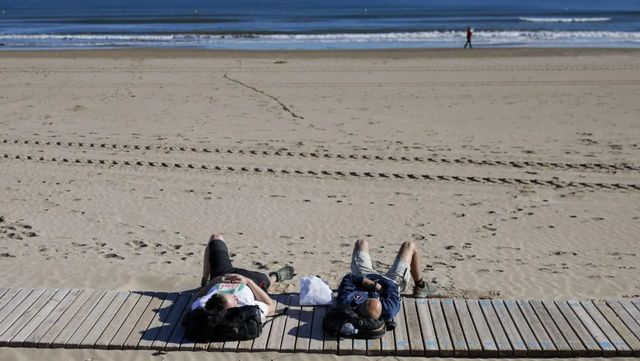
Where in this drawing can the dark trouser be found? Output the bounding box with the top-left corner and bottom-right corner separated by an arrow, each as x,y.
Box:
208,239 -> 271,291
464,40 -> 472,48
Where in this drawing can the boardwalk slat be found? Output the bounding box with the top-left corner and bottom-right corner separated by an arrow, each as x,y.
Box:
517,300 -> 556,355
0,289 -> 9,305
0,289 -> 36,327
581,300 -> 632,356
429,298 -> 453,356
493,299 -> 528,356
94,292 -> 141,349
80,291 -> 129,348
551,300 -> 601,356
466,299 -> 499,356
338,333 -> 352,355
608,300 -> 640,342
265,294 -> 290,352
0,288 -> 56,346
50,290 -> 106,348
393,298 -> 411,356
0,289 -> 20,317
404,299 -> 425,356
0,289 -> 46,339
164,292 -> 195,351
442,298 -> 468,356
35,289 -> 92,347
479,299 -> 513,356
250,294 -> 281,352
109,292 -> 153,349
122,292 -> 166,349
380,318 -> 394,355
595,301 -> 640,356
352,338 -> 367,355
308,306 -> 326,353
280,294 -> 299,353
66,290 -> 119,348
10,289 -> 72,347
621,299 -> 640,327
529,300 -> 573,357
294,306 -> 314,352
454,299 -> 483,356
503,299 -> 541,355
366,337 -> 382,356
564,300 -> 614,355
178,293 -> 202,352
152,292 -> 191,351
415,299 -> 438,356
138,292 -> 178,350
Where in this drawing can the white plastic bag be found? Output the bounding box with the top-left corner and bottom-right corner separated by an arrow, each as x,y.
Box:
299,275 -> 333,305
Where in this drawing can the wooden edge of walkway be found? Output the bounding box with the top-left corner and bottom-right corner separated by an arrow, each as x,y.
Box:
0,287 -> 638,357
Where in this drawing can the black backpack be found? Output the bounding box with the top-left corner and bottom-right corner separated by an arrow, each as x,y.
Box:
182,305 -> 262,342
322,304 -> 386,339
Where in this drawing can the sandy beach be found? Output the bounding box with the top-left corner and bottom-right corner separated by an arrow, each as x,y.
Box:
1,48 -> 639,360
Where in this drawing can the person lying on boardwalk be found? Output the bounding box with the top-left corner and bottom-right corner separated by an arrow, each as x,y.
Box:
337,239 -> 435,325
193,234 -> 294,322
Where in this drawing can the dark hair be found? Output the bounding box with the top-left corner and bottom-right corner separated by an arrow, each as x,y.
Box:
205,293 -> 228,312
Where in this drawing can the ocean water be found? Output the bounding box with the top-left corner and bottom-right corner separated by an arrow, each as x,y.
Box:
1,0 -> 639,50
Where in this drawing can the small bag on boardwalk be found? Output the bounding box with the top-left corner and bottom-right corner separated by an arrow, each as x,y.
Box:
182,305 -> 262,342
322,304 -> 386,339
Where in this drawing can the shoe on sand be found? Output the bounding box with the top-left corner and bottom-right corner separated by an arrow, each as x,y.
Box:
412,283 -> 438,298
270,265 -> 295,282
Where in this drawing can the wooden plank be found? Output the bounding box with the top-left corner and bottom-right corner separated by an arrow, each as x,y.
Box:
366,337 -> 382,356
280,294 -> 299,352
454,299 -> 483,356
581,300 -> 632,355
620,299 -> 640,331
529,299 -> 573,357
503,299 -> 541,355
164,292 -> 195,351
152,292 -> 191,351
608,300 -> 640,342
415,299 -> 438,356
404,299 -> 425,356
94,292 -> 141,349
108,292 -> 153,349
441,298 -> 468,356
122,292 -> 166,349
65,290 -> 119,348
178,293 -> 201,351
595,301 -> 640,356
308,306 -> 326,353
138,292 -> 178,350
0,288 -> 57,346
50,289 -> 106,348
33,289 -> 91,347
352,337 -> 367,355
0,289 -> 9,304
380,318 -> 394,355
0,288 -> 35,326
550,300 -> 601,356
479,299 -> 512,356
0,289 -> 19,315
0,289 -> 45,338
337,333 -> 352,355
567,300 -> 617,355
429,298 -> 453,356
493,299 -> 527,356
80,291 -> 129,348
265,294 -> 290,352
517,300 -> 556,355
466,299 -> 499,356
393,298 -> 411,356
10,288 -> 72,347
294,306 -> 314,352
249,294 -> 279,352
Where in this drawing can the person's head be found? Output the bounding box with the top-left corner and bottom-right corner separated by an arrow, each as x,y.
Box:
205,293 -> 238,312
356,298 -> 382,320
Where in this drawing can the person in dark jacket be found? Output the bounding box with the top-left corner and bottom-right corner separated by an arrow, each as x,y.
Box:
464,26 -> 473,49
336,239 -> 435,323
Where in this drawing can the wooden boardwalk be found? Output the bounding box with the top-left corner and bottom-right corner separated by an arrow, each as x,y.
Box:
0,287 -> 639,356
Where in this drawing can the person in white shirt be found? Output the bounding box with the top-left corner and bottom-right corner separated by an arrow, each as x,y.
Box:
193,234 -> 294,322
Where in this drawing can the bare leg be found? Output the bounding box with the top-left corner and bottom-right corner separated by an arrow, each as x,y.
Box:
395,241 -> 423,283
353,239 -> 370,255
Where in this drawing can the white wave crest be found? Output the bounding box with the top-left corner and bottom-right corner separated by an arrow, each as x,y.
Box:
519,17 -> 612,23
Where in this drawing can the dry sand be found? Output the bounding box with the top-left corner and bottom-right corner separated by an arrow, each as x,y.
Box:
0,48 -> 639,360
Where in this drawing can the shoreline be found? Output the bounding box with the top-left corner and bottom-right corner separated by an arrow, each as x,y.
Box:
2,47 -> 640,59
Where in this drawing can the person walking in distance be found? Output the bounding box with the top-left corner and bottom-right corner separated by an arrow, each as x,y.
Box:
464,26 -> 473,49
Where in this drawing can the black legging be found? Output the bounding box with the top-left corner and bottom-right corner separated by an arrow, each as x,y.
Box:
207,239 -> 271,291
